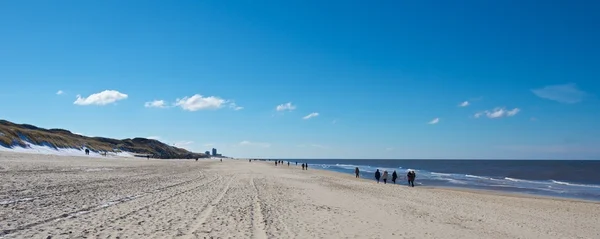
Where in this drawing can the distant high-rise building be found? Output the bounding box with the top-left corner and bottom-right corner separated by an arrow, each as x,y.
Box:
212,148 -> 217,156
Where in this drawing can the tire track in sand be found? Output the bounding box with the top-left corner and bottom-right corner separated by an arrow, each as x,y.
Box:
251,177 -> 268,239
0,175 -> 207,238
182,175 -> 235,238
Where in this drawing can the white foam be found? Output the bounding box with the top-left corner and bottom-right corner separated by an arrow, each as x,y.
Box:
465,174 -> 492,180
550,180 -> 600,188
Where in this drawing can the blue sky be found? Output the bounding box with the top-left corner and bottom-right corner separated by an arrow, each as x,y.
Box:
1,0 -> 599,159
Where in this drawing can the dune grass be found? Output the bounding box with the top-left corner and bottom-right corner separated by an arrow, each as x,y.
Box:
0,120 -> 206,159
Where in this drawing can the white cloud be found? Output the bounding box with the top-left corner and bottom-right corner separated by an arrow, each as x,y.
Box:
532,83 -> 587,103
302,112 -> 319,120
474,107 -> 520,119
174,94 -> 227,111
276,102 -> 296,111
203,143 -> 215,147
428,118 -> 440,124
459,101 -> 469,107
74,90 -> 128,106
239,140 -> 271,148
56,90 -> 64,95
385,147 -> 394,151
228,102 -> 243,111
144,100 -> 167,108
147,136 -> 161,140
332,119 -> 337,124
506,108 -> 520,116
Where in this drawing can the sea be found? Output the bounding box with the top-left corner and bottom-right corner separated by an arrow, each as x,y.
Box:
285,159 -> 600,201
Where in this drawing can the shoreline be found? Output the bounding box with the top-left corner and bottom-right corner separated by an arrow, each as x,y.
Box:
296,161 -> 600,204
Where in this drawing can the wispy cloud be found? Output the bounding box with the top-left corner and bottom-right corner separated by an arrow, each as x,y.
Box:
332,119 -> 337,124
74,90 -> 128,106
203,143 -> 215,147
303,112 -> 319,120
239,140 -> 271,148
56,90 -> 64,95
174,94 -> 227,111
144,100 -> 168,108
276,102 -> 296,111
532,83 -> 587,104
428,118 -> 440,124
458,101 -> 469,107
228,102 -> 243,111
530,117 -> 538,121
147,136 -> 161,140
385,147 -> 394,151
474,107 -> 520,119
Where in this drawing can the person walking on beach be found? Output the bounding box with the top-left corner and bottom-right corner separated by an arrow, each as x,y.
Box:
355,167 -> 360,178
301,163 -> 305,170
392,170 -> 398,184
305,163 -> 308,170
382,170 -> 388,184
375,169 -> 381,183
407,170 -> 416,187
275,161 -> 278,166
287,161 -> 290,167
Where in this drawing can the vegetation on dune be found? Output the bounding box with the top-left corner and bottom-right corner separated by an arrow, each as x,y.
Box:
0,120 -> 207,159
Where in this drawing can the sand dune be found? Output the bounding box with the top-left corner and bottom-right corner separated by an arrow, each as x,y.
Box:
1,152 -> 598,238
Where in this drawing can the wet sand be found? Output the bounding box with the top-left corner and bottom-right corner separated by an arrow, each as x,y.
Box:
1,152 -> 599,238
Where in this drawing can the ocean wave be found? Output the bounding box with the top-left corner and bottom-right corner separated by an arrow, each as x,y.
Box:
503,177 -> 546,184
550,180 -> 600,188
446,179 -> 468,185
465,174 -> 492,180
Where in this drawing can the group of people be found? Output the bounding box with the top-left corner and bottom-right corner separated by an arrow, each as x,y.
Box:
355,167 -> 417,187
268,160 -> 415,186
270,160 -> 309,170
274,160 -> 290,167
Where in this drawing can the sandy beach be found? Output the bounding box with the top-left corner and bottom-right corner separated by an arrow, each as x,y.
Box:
1,152 -> 599,239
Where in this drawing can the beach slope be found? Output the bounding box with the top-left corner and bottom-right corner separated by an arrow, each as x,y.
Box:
1,153 -> 598,238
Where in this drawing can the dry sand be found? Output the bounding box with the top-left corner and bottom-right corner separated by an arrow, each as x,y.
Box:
1,152 -> 599,239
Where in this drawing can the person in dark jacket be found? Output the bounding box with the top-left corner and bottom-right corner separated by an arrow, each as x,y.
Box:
375,169 -> 381,183
407,170 -> 416,187
392,170 -> 398,184
355,167 -> 360,178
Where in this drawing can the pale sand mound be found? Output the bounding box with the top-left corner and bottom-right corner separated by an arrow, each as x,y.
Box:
1,152 -> 599,238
